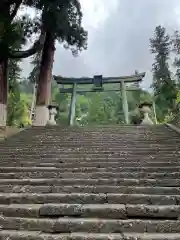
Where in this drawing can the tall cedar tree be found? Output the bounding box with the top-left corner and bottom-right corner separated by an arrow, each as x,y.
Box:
150,25 -> 177,119
0,1 -> 45,125
35,0 -> 87,108
0,0 -> 87,125
172,30 -> 180,87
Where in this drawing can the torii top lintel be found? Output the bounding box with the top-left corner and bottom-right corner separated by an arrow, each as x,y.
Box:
53,72 -> 146,85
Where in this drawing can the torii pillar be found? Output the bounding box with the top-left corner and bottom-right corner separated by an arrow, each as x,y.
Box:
121,80 -> 129,124
68,83 -> 77,126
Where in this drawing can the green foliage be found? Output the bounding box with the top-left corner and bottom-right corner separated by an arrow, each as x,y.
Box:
39,0 -> 88,55
50,87 -> 154,126
6,18 -> 32,127
0,0 -> 87,61
150,25 -> 177,120
172,30 -> 180,84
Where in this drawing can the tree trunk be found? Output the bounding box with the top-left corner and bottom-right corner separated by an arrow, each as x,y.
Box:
33,31 -> 55,126
0,58 -> 8,127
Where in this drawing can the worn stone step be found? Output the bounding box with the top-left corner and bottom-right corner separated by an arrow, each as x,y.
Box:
1,166 -> 180,173
1,140 -> 178,148
1,231 -> 180,240
0,171 -> 179,179
0,142 -> 178,148
0,178 -> 180,187
1,155 -> 179,162
0,193 -> 178,205
0,146 -> 178,151
5,132 -> 177,137
0,216 -> 180,233
1,136 -> 178,142
0,125 -> 179,238
5,129 -> 172,135
7,129 -> 165,135
2,151 -> 180,156
2,144 -> 178,149
0,185 -> 180,194
1,133 -> 176,139
2,133 -> 171,138
1,150 -> 179,156
0,154 -> 178,161
1,158 -> 180,163
0,204 -> 179,219
1,153 -> 179,160
1,161 -> 180,168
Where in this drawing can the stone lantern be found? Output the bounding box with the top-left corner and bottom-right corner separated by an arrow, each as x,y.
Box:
47,103 -> 59,125
138,102 -> 153,125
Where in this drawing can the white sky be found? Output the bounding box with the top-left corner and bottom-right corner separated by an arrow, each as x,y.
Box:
80,0 -> 118,29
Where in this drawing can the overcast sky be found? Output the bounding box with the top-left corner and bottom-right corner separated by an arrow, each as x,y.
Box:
21,0 -> 180,89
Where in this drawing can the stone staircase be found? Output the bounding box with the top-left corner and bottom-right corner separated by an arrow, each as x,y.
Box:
0,125 -> 180,239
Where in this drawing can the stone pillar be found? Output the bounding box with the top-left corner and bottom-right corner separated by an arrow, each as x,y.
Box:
47,104 -> 58,125
121,80 -> 129,124
33,32 -> 55,126
0,59 -> 8,127
140,104 -> 153,125
69,83 -> 77,126
33,106 -> 49,126
0,104 -> 7,127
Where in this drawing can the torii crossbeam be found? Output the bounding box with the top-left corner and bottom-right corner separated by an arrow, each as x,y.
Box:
53,72 -> 146,125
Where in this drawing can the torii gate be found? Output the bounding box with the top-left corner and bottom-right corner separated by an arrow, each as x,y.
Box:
53,72 -> 146,125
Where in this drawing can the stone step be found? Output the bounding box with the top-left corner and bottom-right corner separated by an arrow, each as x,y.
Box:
1,158 -> 179,163
0,125 -> 179,238
1,142 -> 178,148
0,171 -> 179,179
0,185 -> 180,194
6,129 -> 176,135
1,231 -> 180,240
0,166 -> 179,173
1,133 -> 177,139
3,131 -> 170,136
13,127 -> 167,133
3,128 -> 177,133
6,135 -> 172,140
0,204 -> 179,219
23,133 -> 176,137
0,145 -> 178,150
1,155 -> 180,162
0,193 -> 178,205
0,216 -> 180,233
3,160 -> 180,165
0,140 -> 178,146
1,151 -> 179,157
8,129 -> 172,135
1,158 -> 180,163
1,139 -> 178,146
0,178 -> 180,187
1,161 -> 180,168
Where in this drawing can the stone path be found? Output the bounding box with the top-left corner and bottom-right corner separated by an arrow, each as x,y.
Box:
0,125 -> 180,239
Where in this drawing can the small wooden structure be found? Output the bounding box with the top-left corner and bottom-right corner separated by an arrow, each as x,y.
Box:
53,72 -> 146,126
